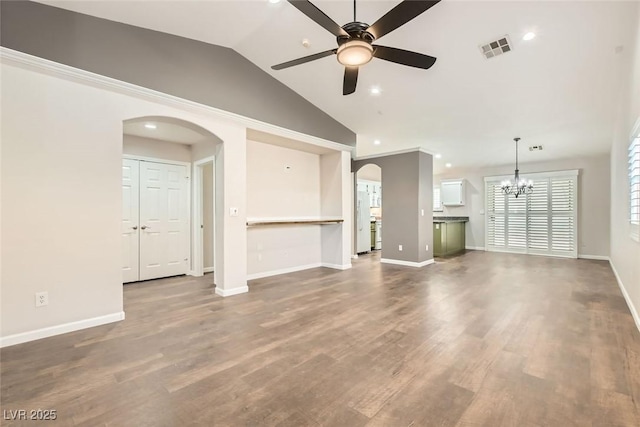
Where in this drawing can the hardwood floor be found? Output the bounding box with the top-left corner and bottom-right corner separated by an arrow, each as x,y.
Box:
2,251 -> 640,426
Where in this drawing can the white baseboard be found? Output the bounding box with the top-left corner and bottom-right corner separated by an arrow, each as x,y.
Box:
578,254 -> 610,261
247,263 -> 322,280
381,258 -> 435,268
465,246 -> 486,251
203,267 -> 215,273
0,311 -> 125,348
215,286 -> 249,297
322,263 -> 352,270
610,260 -> 640,334
351,254 -> 359,259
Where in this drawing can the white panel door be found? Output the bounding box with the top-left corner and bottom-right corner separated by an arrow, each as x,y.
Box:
139,161 -> 189,281
122,159 -> 140,283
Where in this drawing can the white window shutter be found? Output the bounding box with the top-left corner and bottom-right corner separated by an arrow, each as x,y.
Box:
485,171 -> 577,258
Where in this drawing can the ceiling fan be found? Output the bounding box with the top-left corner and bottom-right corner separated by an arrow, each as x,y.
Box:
272,0 -> 441,95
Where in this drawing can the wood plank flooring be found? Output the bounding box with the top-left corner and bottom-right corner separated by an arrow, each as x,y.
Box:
2,251 -> 640,426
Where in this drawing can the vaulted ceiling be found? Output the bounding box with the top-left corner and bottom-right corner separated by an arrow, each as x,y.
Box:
39,1 -> 638,173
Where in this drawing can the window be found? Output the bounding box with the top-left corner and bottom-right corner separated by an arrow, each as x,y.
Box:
630,132 -> 640,240
433,186 -> 443,211
485,170 -> 578,258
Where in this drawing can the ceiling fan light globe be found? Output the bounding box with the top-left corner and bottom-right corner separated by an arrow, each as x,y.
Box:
336,40 -> 373,66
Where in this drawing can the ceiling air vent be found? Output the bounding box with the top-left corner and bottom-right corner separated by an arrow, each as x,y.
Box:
529,145 -> 543,151
479,35 -> 512,59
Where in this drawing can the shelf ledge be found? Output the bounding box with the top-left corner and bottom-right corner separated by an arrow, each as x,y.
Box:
247,218 -> 344,227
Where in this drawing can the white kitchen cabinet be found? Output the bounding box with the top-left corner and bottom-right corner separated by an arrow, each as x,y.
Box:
441,179 -> 465,206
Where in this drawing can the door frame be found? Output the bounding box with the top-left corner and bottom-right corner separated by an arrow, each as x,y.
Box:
192,156 -> 216,278
122,154 -> 192,276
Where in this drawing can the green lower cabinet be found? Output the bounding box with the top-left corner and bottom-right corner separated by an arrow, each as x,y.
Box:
433,222 -> 466,256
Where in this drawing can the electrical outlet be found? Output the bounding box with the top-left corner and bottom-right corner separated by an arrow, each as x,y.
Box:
421,209 -> 425,216
35,291 -> 48,307
258,253 -> 262,262
398,245 -> 403,251
426,245 -> 429,251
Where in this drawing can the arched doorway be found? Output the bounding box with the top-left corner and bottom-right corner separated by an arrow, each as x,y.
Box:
354,163 -> 383,257
121,116 -> 222,284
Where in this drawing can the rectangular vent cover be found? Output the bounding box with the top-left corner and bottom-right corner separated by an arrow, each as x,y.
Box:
529,145 -> 544,151
480,35 -> 512,59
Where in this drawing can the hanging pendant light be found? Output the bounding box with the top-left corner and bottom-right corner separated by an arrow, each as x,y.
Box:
501,137 -> 533,198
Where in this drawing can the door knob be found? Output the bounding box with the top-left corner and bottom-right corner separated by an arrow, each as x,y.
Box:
141,225 -> 149,230
132,226 -> 138,230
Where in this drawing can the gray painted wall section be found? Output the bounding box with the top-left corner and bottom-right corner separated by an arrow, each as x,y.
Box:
353,151 -> 434,264
0,1 -> 355,146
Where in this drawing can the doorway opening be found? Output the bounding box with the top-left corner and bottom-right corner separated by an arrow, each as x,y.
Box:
355,163 -> 382,256
121,116 -> 221,284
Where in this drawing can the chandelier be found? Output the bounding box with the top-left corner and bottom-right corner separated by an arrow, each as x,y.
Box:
501,137 -> 533,198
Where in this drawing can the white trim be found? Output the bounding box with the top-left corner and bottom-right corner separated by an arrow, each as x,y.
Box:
322,263 -> 352,270
484,169 -> 579,183
610,260 -> 640,334
465,246 -> 486,251
215,286 -> 249,297
354,147 -> 433,161
380,258 -> 435,267
203,267 -> 215,273
122,154 -> 191,168
0,312 -> 125,348
578,254 -> 610,261
192,156 -> 216,279
1,48 -> 353,154
247,263 -> 323,280
351,254 -> 359,259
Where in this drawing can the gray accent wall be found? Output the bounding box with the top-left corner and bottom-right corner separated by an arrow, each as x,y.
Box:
353,151 -> 433,264
0,1 -> 355,146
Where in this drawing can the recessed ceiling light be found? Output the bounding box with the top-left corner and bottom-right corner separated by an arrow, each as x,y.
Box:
370,86 -> 381,95
445,163 -> 452,168
373,139 -> 381,145
523,32 -> 536,41
144,123 -> 157,129
268,0 -> 281,3
435,154 -> 442,159
301,38 -> 311,48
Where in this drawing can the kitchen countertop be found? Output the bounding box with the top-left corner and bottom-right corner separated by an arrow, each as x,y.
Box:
433,216 -> 469,223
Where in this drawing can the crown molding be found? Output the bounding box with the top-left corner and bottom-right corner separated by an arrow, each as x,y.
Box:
353,147 -> 434,161
0,47 -> 354,154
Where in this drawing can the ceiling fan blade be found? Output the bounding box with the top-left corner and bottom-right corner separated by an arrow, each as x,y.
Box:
272,49 -> 337,70
343,67 -> 359,95
373,45 -> 436,69
287,0 -> 348,37
368,0 -> 441,40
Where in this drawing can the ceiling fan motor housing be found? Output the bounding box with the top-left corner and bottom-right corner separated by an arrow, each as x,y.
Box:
338,22 -> 375,46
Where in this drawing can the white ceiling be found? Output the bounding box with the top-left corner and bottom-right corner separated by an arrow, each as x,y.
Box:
41,0 -> 638,173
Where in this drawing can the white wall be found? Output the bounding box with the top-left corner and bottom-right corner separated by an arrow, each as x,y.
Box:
610,4 -> 640,328
246,140 -> 322,277
123,134 -> 192,163
434,154 -> 611,257
0,60 -> 247,345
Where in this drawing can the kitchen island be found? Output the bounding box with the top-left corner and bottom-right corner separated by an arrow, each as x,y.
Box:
433,216 -> 469,256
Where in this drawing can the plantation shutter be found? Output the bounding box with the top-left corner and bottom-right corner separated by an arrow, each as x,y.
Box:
485,170 -> 578,258
630,138 -> 640,226
550,177 -> 576,256
527,179 -> 550,252
487,183 -> 506,248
